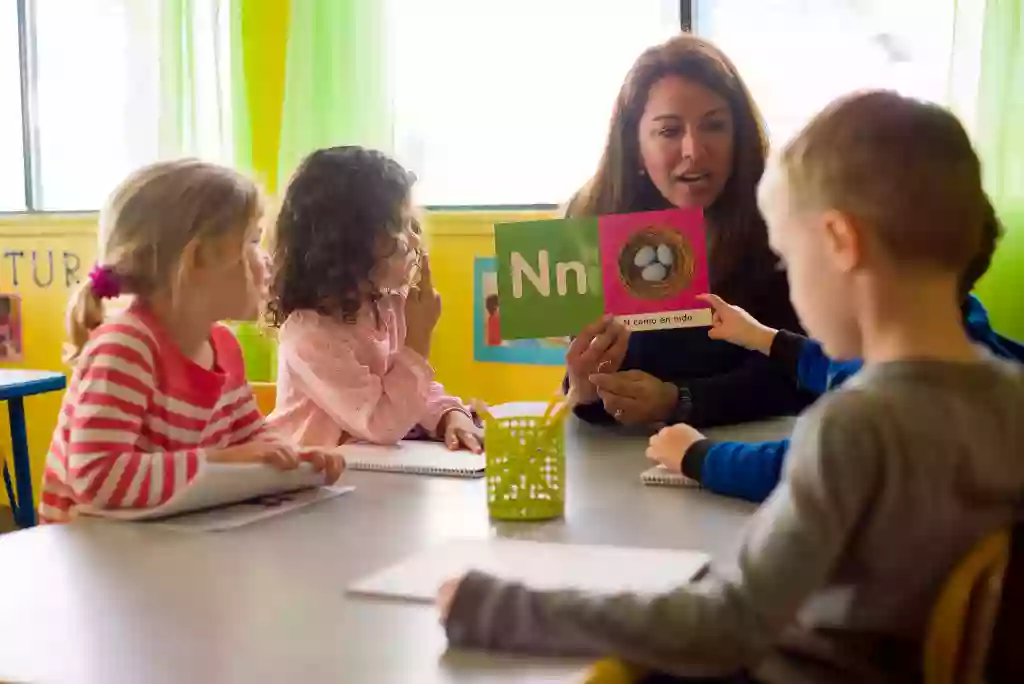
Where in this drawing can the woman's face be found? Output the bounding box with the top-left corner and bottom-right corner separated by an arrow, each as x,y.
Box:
637,75 -> 734,209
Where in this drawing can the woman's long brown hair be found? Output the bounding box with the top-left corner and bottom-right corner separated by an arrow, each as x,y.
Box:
567,34 -> 774,306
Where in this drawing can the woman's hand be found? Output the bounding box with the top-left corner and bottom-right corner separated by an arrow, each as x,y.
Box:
566,317 -> 630,404
589,370 -> 678,426
405,254 -> 442,358
439,411 -> 483,453
646,423 -> 706,473
698,293 -> 776,355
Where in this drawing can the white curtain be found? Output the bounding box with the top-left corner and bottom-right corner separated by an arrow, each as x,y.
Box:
30,0 -> 236,210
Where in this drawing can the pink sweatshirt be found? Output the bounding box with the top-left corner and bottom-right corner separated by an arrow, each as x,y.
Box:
268,295 -> 470,447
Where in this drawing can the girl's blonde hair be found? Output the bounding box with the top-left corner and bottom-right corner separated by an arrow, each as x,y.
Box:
66,159 -> 261,364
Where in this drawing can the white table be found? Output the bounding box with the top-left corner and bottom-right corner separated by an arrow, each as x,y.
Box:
0,418 -> 792,684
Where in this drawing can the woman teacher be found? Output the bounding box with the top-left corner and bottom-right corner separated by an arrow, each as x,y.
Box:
566,35 -> 811,427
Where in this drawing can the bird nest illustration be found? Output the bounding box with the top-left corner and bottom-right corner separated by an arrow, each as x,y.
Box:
616,226 -> 695,300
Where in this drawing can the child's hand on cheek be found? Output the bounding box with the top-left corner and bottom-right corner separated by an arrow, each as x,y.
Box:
440,410 -> 483,453
404,254 -> 442,358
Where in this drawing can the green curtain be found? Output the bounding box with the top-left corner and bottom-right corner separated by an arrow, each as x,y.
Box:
275,0 -> 392,191
158,0 -> 192,159
973,0 -> 1024,339
158,0 -> 252,172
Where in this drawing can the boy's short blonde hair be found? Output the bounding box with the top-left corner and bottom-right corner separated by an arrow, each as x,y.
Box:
775,90 -> 988,276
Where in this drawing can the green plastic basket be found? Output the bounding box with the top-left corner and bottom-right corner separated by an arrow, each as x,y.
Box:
484,404 -> 567,521
226,321 -> 277,383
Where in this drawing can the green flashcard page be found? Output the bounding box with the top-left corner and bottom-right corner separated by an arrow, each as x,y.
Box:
494,208 -> 713,340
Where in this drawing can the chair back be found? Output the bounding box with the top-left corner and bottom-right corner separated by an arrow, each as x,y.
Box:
578,658 -> 646,683
924,530 -> 1010,684
986,522 -> 1024,681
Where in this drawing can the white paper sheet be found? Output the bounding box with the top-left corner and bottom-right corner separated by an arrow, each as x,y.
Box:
343,441 -> 485,477
488,401 -> 555,419
78,461 -> 331,521
348,538 -> 709,603
148,486 -> 354,532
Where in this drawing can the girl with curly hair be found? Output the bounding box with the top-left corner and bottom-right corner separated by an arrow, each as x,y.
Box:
266,146 -> 482,453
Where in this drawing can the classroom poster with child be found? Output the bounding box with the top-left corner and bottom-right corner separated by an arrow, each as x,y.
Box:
0,294 -> 24,362
494,208 -> 712,339
473,257 -> 568,365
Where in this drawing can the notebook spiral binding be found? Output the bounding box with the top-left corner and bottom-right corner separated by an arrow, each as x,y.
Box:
640,466 -> 698,488
348,461 -> 483,477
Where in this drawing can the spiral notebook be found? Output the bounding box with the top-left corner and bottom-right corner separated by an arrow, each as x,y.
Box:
343,440 -> 485,478
640,465 -> 699,488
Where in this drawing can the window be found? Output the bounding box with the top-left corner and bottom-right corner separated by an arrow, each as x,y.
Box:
0,1 -> 25,211
4,0 -> 233,212
391,0 -> 682,207
392,0 -> 968,207
696,0 -> 960,147
32,0 -> 161,211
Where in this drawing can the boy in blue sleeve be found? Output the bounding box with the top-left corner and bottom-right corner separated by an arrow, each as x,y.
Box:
651,223 -> 1024,502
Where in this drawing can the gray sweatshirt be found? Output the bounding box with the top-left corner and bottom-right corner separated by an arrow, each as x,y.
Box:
445,355 -> 1024,683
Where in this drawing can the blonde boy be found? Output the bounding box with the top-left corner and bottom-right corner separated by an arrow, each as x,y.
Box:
436,91 -> 1024,683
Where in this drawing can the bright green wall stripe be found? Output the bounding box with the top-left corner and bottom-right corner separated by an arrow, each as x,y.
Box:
276,0 -> 391,190
974,0 -> 1023,339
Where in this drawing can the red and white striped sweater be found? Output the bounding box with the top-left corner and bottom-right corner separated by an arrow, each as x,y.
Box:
39,305 -> 271,523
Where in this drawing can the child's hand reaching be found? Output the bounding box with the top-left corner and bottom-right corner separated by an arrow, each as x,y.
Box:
645,423 -> 706,474
439,410 -> 483,453
697,293 -> 777,355
208,441 -> 301,470
405,254 -> 442,359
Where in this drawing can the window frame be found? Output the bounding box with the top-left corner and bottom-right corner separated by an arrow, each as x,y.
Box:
14,0 -> 41,212
6,0 -> 86,215
6,0 -> 238,215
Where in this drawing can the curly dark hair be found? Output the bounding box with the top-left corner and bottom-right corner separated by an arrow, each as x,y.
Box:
266,146 -> 416,326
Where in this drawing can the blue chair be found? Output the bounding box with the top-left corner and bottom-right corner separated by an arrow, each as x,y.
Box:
0,370 -> 67,527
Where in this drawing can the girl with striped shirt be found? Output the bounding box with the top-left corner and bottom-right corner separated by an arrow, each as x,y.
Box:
39,160 -> 344,524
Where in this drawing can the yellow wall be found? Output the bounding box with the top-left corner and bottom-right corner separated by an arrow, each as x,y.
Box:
424,210 -> 565,405
0,210 -> 563,510
239,0 -> 292,193
0,215 -> 96,508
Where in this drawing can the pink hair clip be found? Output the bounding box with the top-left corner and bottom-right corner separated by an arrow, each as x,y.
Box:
88,264 -> 122,299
